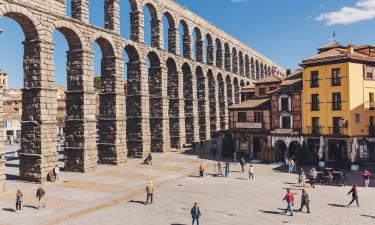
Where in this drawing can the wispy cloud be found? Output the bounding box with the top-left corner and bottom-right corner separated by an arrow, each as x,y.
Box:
317,0 -> 375,25
230,0 -> 248,3
305,16 -> 312,21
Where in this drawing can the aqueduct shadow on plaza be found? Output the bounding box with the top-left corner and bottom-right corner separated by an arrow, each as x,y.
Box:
0,0 -> 285,182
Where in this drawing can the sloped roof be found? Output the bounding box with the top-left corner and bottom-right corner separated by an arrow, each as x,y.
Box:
228,98 -> 270,110
253,76 -> 284,85
317,41 -> 345,53
269,79 -> 302,95
300,47 -> 375,67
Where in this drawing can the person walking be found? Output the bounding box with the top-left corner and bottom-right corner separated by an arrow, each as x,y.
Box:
248,164 -> 254,180
224,162 -> 230,177
282,189 -> 294,216
217,161 -> 223,176
240,158 -> 246,173
15,189 -> 23,212
146,181 -> 155,204
299,169 -> 306,189
287,158 -> 292,173
53,165 -> 60,181
233,152 -> 237,165
299,189 -> 310,213
290,159 -> 295,173
362,170 -> 372,188
309,167 -> 317,188
191,202 -> 201,225
199,164 -> 205,178
347,185 -> 359,207
36,186 -> 46,209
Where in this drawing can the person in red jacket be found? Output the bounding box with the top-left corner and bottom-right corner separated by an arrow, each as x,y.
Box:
282,189 -> 294,216
362,170 -> 371,188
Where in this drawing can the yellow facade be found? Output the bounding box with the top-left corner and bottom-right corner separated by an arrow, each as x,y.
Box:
302,62 -> 375,137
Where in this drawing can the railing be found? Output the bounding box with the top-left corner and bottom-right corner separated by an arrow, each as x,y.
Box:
306,126 -> 323,135
328,127 -> 348,136
273,128 -> 301,135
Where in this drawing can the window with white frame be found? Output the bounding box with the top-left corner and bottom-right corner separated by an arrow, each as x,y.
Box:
279,95 -> 291,112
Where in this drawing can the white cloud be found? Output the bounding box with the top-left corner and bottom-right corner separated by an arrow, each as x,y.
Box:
305,16 -> 312,21
317,0 -> 375,25
230,0 -> 248,3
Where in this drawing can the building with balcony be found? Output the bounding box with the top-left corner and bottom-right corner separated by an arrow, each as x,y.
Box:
301,42 -> 375,167
269,70 -> 304,162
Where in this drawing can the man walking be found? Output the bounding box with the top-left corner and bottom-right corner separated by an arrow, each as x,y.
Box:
199,163 -> 205,178
233,152 -> 237,165
347,185 -> 359,207
225,162 -> 230,177
191,202 -> 201,225
362,170 -> 371,188
282,189 -> 294,216
53,165 -> 60,181
299,189 -> 310,213
240,158 -> 246,173
36,186 -> 46,209
248,164 -> 254,180
146,181 -> 155,204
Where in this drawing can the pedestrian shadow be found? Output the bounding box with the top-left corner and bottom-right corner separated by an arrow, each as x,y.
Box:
283,182 -> 295,185
328,203 -> 346,208
128,200 -> 147,205
23,205 -> 38,209
188,175 -> 201,178
282,187 -> 301,191
361,214 -> 375,219
235,178 -> 248,180
2,208 -> 15,212
171,224 -> 187,225
259,210 -> 282,215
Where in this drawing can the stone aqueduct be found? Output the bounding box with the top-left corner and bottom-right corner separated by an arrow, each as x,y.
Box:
0,0 -> 285,182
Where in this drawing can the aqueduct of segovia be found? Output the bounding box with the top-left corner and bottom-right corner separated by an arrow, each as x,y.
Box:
0,0 -> 285,182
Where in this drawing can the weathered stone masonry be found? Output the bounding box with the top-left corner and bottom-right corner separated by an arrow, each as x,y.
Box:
0,0 -> 285,182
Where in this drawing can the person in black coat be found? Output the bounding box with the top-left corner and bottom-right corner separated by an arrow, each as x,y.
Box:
347,185 -> 359,207
299,189 -> 310,213
191,202 -> 201,225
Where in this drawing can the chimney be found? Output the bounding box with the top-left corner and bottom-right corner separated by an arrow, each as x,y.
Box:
347,44 -> 354,54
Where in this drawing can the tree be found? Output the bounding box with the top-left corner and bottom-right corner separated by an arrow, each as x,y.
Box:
221,133 -> 235,158
94,75 -> 101,92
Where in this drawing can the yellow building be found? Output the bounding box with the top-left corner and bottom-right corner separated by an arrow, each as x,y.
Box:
301,42 -> 375,167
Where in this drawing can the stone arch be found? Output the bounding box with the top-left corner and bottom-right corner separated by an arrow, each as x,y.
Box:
246,81 -> 250,86
239,51 -> 244,76
143,2 -> 160,48
226,75 -> 233,106
147,51 -> 165,152
207,69 -> 217,139
250,57 -> 255,80
182,63 -> 194,143
233,77 -> 240,104
196,66 -> 207,140
163,11 -> 177,53
217,73 -> 226,129
245,55 -> 250,78
274,140 -> 287,162
255,60 -> 260,80
268,66 -> 272,77
224,43 -> 231,72
124,44 -> 144,157
205,33 -> 214,65
240,79 -> 245,87
289,141 -> 301,160
193,27 -> 203,62
179,20 -> 190,58
260,62 -> 264,79
232,47 -> 238,74
166,57 -> 181,148
264,64 -> 268,77
215,38 -> 223,68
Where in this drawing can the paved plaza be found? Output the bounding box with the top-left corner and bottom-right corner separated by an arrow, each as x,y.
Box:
0,147 -> 373,225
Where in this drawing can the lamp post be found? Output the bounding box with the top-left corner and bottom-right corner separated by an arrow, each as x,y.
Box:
0,29 -> 3,34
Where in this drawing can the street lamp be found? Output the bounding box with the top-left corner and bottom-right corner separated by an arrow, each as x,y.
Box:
0,29 -> 3,33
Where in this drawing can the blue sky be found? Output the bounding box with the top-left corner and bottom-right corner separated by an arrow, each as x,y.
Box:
1,0 -> 375,88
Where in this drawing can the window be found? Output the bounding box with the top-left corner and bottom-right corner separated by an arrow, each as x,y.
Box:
331,68 -> 341,86
370,116 -> 375,126
281,116 -> 291,129
311,117 -> 320,134
238,112 -> 247,122
259,88 -> 266,96
281,97 -> 289,111
332,93 -> 342,110
367,72 -> 373,79
6,130 -> 13,136
355,113 -> 360,123
370,93 -> 374,110
311,94 -> 319,111
254,112 -> 263,123
310,71 -> 319,88
333,117 -> 342,134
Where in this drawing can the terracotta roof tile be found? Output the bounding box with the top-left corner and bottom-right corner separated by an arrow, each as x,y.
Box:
228,98 -> 270,110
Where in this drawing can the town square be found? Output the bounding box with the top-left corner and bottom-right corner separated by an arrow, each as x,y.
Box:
1,0 -> 375,224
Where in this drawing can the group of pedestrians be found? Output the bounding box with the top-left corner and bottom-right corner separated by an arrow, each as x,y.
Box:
47,165 -> 60,182
286,157 -> 297,173
13,186 -> 46,213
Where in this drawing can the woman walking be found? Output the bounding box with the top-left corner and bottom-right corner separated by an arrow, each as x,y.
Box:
298,169 -> 306,189
309,167 -> 317,188
362,170 -> 371,188
15,189 -> 23,212
299,189 -> 310,213
347,185 -> 360,207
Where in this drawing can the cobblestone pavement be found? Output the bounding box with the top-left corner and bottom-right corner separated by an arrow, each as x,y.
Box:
1,149 -> 375,225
